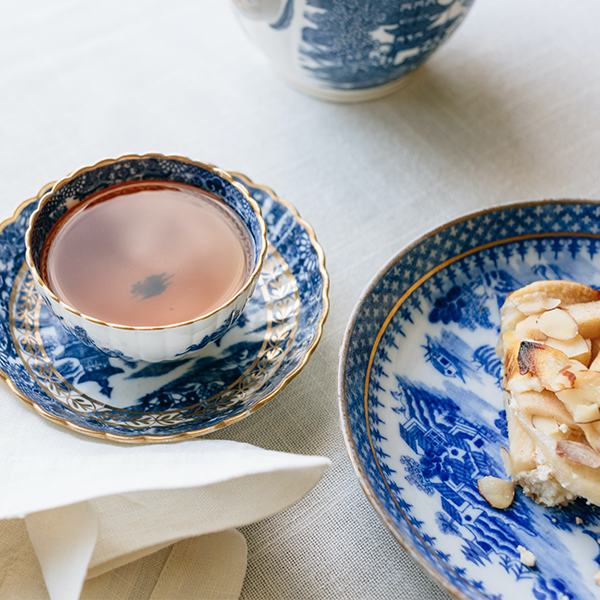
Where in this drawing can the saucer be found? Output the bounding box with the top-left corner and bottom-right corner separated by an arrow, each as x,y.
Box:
0,173 -> 328,442
339,200 -> 600,600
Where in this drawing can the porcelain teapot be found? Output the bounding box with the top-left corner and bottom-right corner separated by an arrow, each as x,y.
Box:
231,0 -> 475,102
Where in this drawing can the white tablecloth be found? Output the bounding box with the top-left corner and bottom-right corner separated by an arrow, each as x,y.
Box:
2,0 -> 600,598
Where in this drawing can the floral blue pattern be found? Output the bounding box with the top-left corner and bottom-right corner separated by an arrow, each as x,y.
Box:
339,201 -> 600,600
0,175 -> 328,442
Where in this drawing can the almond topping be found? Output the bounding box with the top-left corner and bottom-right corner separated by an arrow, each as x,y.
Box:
477,476 -> 515,509
531,415 -> 560,435
545,335 -> 591,364
556,440 -> 600,468
565,359 -> 588,374
515,315 -> 547,341
538,308 -> 579,341
499,446 -> 512,478
508,281 -> 600,306
513,295 -> 561,315
556,386 -> 594,409
517,341 -> 575,391
574,404 -> 600,424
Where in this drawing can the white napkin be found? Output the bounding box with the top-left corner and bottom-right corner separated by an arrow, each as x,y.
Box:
0,382 -> 330,600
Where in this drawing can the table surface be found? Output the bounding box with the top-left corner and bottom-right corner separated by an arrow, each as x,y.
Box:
2,1 -> 600,598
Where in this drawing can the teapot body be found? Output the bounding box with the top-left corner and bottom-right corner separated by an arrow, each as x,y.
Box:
232,0 -> 475,102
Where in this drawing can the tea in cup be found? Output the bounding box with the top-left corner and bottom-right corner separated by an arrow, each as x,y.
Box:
25,154 -> 267,362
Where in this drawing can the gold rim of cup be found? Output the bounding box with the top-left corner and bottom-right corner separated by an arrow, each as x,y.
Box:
25,153 -> 268,332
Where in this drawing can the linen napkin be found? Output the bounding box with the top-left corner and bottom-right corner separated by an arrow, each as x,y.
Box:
0,382 -> 330,600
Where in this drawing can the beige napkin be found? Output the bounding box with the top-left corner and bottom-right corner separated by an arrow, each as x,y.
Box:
0,382 -> 330,600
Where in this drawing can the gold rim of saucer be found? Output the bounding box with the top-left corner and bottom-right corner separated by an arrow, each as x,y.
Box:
1,172 -> 329,443
24,153 -> 268,332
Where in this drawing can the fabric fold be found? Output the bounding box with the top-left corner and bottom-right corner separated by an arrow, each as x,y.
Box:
25,502 -> 98,600
1,439 -> 330,519
7,442 -> 330,600
0,520 -> 248,600
87,461 -> 329,577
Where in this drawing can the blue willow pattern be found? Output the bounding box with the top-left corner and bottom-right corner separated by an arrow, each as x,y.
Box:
11,244 -> 296,429
341,201 -> 600,600
0,175 -> 327,441
300,0 -> 474,89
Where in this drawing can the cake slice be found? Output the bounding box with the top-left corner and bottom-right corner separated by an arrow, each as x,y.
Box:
497,280 -> 600,506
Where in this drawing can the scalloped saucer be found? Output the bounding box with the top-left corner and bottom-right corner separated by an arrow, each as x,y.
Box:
0,173 -> 328,443
339,200 -> 600,600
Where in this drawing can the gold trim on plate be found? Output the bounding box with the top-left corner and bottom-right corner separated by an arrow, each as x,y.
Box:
0,170 -> 329,443
339,199 -> 600,600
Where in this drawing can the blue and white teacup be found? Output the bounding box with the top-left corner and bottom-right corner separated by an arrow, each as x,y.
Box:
25,154 -> 268,363
232,0 -> 474,102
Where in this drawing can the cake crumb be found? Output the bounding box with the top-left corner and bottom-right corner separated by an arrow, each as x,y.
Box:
594,571 -> 600,587
517,545 -> 536,567
576,517 -> 583,525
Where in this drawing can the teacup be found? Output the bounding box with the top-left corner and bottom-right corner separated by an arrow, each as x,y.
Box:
25,154 -> 267,363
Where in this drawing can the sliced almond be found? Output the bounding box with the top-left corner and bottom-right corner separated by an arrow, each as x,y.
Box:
590,355 -> 600,373
503,331 -> 525,381
512,295 -> 561,316
503,333 -> 545,392
477,476 -> 515,509
531,415 -> 560,436
517,341 -> 576,391
499,446 -> 512,478
515,389 -> 576,427
556,440 -> 600,468
573,369 -> 600,402
508,281 -> 600,309
538,308 -> 579,341
565,359 -> 588,374
544,335 -> 591,365
499,300 -> 529,341
504,400 -> 538,476
555,387 -> 600,447
556,386 -> 595,410
582,423 -> 600,452
574,404 -> 600,424
515,314 -> 547,341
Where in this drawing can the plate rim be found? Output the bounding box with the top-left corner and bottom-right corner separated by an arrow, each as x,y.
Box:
337,198 -> 600,600
0,173 -> 329,444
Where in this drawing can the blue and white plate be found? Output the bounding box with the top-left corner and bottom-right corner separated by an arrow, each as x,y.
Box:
339,200 -> 600,600
0,173 -> 328,443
